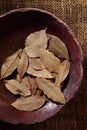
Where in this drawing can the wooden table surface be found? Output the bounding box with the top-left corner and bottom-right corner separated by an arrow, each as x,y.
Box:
0,0 -> 87,130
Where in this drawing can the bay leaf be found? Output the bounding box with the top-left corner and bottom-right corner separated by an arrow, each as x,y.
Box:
21,76 -> 31,89
36,78 -> 66,104
55,60 -> 70,88
39,48 -> 60,73
16,74 -> 21,82
0,49 -> 22,79
24,29 -> 48,57
4,79 -> 31,96
11,95 -> 46,111
48,34 -> 69,59
5,83 -> 22,95
17,50 -> 29,79
27,66 -> 53,78
29,58 -> 42,71
27,76 -> 38,95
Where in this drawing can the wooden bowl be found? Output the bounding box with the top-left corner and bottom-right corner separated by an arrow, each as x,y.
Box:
0,8 -> 83,124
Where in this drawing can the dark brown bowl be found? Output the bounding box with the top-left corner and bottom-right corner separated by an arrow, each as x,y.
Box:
0,8 -> 83,124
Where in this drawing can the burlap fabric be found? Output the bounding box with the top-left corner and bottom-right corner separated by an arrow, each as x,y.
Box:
0,0 -> 87,129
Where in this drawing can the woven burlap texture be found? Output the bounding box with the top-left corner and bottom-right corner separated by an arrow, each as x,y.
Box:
0,0 -> 86,129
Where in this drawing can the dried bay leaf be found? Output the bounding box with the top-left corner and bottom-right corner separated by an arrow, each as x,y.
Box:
17,50 -> 29,79
24,29 -> 48,57
21,76 -> 31,89
27,76 -> 38,95
48,34 -> 69,59
27,66 -> 53,79
27,76 -> 36,87
39,48 -> 60,73
36,78 -> 66,104
0,49 -> 22,79
29,58 -> 42,71
5,83 -> 22,95
40,61 -> 46,69
11,95 -> 46,111
20,76 -> 31,95
55,60 -> 70,88
16,74 -> 21,82
4,79 -> 31,96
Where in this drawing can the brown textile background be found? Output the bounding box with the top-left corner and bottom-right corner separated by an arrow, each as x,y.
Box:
0,0 -> 87,130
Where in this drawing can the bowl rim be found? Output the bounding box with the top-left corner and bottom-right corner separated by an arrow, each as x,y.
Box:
0,8 -> 83,124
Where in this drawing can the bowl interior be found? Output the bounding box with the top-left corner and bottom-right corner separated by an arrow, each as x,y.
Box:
0,9 -> 83,124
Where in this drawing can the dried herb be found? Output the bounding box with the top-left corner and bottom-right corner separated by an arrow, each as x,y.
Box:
27,76 -> 38,95
17,50 -> 29,79
55,60 -> 70,88
0,49 -> 22,79
29,58 -> 42,71
48,34 -> 69,59
24,29 -> 48,57
36,78 -> 66,104
39,48 -> 60,72
21,76 -> 31,89
11,95 -> 46,111
27,66 -> 53,78
4,79 -> 31,96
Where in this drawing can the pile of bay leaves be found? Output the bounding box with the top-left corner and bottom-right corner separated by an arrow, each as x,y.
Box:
0,29 -> 70,111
